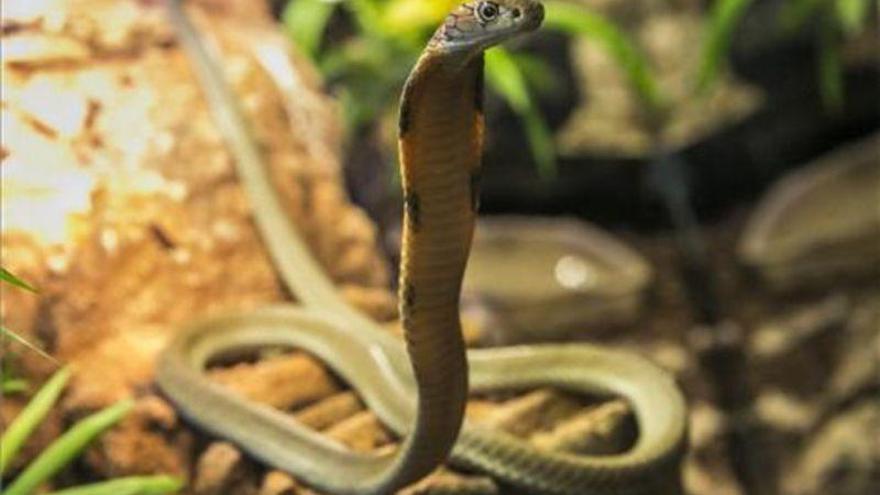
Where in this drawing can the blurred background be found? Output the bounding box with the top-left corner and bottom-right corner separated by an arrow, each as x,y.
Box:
1,1 -> 878,494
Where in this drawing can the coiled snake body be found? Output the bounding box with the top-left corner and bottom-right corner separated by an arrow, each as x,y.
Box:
158,1 -> 687,494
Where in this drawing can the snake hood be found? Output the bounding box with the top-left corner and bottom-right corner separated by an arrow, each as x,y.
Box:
432,0 -> 544,54
161,1 -> 687,493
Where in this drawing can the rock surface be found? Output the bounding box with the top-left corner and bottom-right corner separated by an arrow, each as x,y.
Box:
784,401 -> 880,495
0,0 -> 388,486
738,133 -> 880,291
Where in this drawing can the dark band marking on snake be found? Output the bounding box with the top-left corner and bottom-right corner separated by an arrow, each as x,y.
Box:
159,2 -> 687,494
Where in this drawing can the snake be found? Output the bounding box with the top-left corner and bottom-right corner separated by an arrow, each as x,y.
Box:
158,1 -> 688,494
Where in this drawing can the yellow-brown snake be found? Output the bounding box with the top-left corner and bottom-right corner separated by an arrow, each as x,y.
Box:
158,1 -> 687,494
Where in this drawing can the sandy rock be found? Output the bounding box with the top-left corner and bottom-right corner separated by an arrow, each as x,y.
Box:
478,388 -> 583,437
754,390 -> 819,437
643,339 -> 694,381
324,411 -> 393,453
399,468 -> 498,495
826,294 -> 880,408
688,401 -> 726,456
754,389 -> 821,457
461,217 -> 654,343
1,0 -> 390,483
1,0 -> 173,58
784,401 -> 880,495
339,284 -> 398,323
208,352 -> 341,410
684,460 -> 743,495
63,324 -> 174,410
530,400 -> 635,454
738,133 -> 880,291
85,395 -> 193,480
294,391 -> 364,430
259,470 -> 303,495
193,442 -> 249,495
463,399 -> 499,424
749,295 -> 851,397
684,402 -> 743,495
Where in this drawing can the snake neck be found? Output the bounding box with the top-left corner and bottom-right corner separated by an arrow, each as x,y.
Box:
393,51 -> 484,473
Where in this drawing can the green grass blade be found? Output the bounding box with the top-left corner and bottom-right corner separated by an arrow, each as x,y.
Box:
2,378 -> 29,394
2,325 -> 57,362
520,107 -> 557,179
543,1 -> 663,111
486,48 -> 531,111
4,399 -> 135,495
509,52 -> 562,96
344,0 -> 387,40
486,47 -> 557,177
0,267 -> 37,292
46,475 -> 183,495
282,0 -> 337,57
818,17 -> 844,111
0,367 -> 71,475
696,0 -> 754,94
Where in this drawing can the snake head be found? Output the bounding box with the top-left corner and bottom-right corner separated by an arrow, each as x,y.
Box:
432,0 -> 544,54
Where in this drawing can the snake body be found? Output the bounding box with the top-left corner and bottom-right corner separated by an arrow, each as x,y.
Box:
158,2 -> 687,494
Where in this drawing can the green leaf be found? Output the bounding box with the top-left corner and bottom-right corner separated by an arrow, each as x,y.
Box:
0,367 -> 71,475
835,0 -> 872,35
320,34 -> 418,132
696,0 -> 755,94
1,267 -> 37,292
2,325 -> 57,362
486,48 -> 556,178
46,475 -> 183,495
543,1 -> 663,112
282,0 -> 338,57
4,399 -> 136,495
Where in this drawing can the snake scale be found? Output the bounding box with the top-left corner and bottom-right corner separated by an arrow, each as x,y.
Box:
158,1 -> 687,494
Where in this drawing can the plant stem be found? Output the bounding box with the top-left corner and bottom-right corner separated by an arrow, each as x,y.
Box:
646,151 -> 720,322
46,475 -> 183,495
818,14 -> 844,112
646,141 -> 779,495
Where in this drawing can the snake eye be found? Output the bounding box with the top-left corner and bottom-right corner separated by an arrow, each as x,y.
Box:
476,1 -> 500,23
